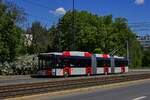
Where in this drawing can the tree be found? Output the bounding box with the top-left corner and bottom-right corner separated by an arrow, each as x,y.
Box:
0,2 -> 25,63
48,24 -> 63,52
129,38 -> 142,68
27,21 -> 49,54
142,48 -> 150,67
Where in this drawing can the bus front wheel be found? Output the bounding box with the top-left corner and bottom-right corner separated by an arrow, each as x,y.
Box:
87,72 -> 91,76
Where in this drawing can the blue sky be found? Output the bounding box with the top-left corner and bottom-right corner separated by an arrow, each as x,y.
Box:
8,0 -> 150,34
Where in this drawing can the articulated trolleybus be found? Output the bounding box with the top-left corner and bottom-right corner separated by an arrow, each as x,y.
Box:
37,51 -> 128,77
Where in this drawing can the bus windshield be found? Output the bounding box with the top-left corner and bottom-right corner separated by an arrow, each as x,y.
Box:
38,55 -> 54,70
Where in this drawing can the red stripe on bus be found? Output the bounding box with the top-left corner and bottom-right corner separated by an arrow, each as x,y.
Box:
121,65 -> 125,73
84,52 -> 92,57
46,69 -> 52,76
102,54 -> 109,58
86,67 -> 92,75
104,64 -> 109,73
63,67 -> 71,75
63,51 -> 70,56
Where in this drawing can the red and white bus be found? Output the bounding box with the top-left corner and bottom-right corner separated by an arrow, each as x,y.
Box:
37,51 -> 128,77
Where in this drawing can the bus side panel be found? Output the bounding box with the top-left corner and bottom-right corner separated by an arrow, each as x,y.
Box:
125,66 -> 129,72
71,68 -> 86,75
114,67 -> 121,73
56,69 -> 64,76
96,67 -> 111,74
114,67 -> 128,73
108,67 -> 111,73
52,68 -> 63,76
96,68 -> 104,74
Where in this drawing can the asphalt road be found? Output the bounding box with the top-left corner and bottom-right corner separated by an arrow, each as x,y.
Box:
38,80 -> 150,100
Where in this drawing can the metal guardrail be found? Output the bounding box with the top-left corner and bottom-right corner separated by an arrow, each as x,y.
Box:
0,73 -> 150,99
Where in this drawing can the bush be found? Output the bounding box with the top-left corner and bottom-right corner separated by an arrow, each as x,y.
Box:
0,55 -> 38,75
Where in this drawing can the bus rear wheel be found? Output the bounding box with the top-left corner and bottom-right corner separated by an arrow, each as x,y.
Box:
64,71 -> 69,77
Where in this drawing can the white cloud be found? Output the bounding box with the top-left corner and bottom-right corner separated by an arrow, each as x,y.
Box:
50,7 -> 66,15
55,7 -> 66,15
135,0 -> 144,5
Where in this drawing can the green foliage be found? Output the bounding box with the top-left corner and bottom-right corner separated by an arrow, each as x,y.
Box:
94,48 -> 103,54
26,21 -> 49,54
142,48 -> 150,67
0,2 -> 25,63
130,39 -> 142,68
0,55 -> 38,75
47,25 -> 62,52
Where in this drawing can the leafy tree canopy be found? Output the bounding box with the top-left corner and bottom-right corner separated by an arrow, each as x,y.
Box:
0,2 -> 25,63
26,21 -> 49,54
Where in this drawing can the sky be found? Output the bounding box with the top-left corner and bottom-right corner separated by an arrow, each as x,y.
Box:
7,0 -> 150,35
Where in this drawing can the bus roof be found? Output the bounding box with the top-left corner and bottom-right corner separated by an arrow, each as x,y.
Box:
39,52 -> 62,55
39,51 -> 125,59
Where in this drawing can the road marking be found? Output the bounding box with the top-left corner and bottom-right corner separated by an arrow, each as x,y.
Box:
132,96 -> 147,100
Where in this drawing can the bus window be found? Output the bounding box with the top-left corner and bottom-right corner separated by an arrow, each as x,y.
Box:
45,60 -> 53,68
84,59 -> 91,67
97,60 -> 103,67
105,59 -> 110,66
38,55 -> 54,70
97,59 -> 110,67
38,59 -> 43,70
115,59 -> 119,67
63,58 -> 76,67
43,60 -> 46,69
62,58 -> 70,67
56,57 -> 64,68
76,58 -> 91,67
115,59 -> 127,67
125,60 -> 128,66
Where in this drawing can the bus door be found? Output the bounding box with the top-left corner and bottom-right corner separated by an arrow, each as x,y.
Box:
45,56 -> 53,76
104,59 -> 110,74
120,60 -> 125,73
104,64 -> 109,74
53,55 -> 63,76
